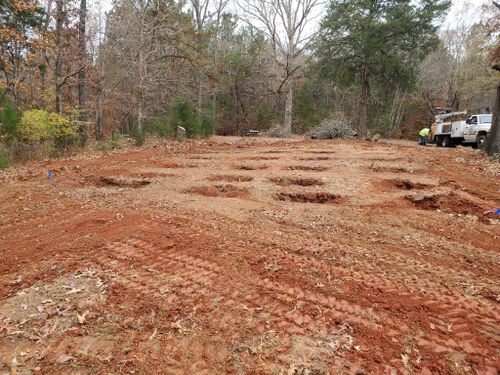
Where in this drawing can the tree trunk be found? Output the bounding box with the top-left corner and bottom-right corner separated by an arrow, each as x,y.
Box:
358,64 -> 370,138
54,0 -> 63,114
486,82 -> 500,156
137,15 -> 146,134
197,73 -> 203,116
212,89 -> 216,135
78,0 -> 88,145
283,81 -> 293,136
96,12 -> 107,141
39,0 -> 52,107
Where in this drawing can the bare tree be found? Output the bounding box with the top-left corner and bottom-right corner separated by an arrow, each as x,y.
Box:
239,0 -> 321,136
131,0 -> 152,133
78,0 -> 88,145
189,0 -> 229,116
54,0 -> 64,113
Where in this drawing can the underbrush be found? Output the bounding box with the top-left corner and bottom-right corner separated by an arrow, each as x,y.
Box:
0,149 -> 9,169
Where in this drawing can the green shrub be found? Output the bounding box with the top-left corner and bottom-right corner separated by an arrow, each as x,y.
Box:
199,114 -> 215,137
0,95 -> 22,142
256,102 -> 272,130
50,112 -> 77,140
111,130 -> 122,149
96,141 -> 111,153
0,150 -> 9,169
18,109 -> 77,146
130,127 -> 145,146
147,115 -> 173,138
168,97 -> 199,138
50,112 -> 79,151
18,109 -> 51,142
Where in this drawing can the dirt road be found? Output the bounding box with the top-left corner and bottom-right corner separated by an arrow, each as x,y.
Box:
1,138 -> 499,374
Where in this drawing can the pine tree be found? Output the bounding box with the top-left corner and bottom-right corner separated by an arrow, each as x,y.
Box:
316,0 -> 450,136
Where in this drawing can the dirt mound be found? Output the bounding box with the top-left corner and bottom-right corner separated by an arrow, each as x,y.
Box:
284,166 -> 329,172
236,164 -> 269,170
207,175 -> 254,182
269,177 -> 325,187
93,176 -> 151,188
407,193 -> 486,219
187,184 -> 250,198
274,192 -> 341,204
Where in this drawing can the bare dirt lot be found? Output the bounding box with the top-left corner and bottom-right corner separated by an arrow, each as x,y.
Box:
1,137 -> 499,374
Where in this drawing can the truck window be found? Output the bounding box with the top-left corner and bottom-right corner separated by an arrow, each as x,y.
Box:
470,116 -> 478,124
479,115 -> 492,124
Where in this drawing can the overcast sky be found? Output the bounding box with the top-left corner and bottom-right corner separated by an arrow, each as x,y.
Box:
95,0 -> 491,30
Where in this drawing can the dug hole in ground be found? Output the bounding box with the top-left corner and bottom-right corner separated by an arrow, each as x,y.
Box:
0,137 -> 498,374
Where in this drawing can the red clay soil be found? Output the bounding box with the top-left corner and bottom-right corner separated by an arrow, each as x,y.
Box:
0,137 -> 499,374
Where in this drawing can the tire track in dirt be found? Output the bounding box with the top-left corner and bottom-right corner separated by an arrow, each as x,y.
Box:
95,238 -> 384,332
258,244 -> 500,374
186,207 -> 499,365
94,239 -> 217,299
183,196 -> 499,371
91,236 -> 420,373
225,225 -> 499,370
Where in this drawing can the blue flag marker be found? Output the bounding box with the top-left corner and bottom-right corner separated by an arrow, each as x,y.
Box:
495,209 -> 500,216
48,170 -> 53,180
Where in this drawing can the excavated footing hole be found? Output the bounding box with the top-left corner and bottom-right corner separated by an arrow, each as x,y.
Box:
274,192 -> 341,204
246,156 -> 280,161
298,156 -> 331,161
383,179 -> 429,190
158,162 -> 198,168
269,177 -> 325,187
407,193 -> 488,221
207,175 -> 254,182
187,184 -> 250,198
284,166 -> 329,172
93,176 -> 151,188
126,172 -> 167,179
308,150 -> 336,154
236,164 -> 269,170
368,165 -> 414,173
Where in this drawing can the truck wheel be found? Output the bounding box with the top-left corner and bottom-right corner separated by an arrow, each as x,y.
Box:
477,134 -> 487,149
441,136 -> 451,148
436,136 -> 443,147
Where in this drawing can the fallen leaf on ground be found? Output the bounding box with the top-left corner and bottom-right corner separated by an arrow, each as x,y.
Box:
401,353 -> 410,367
149,328 -> 158,340
56,353 -> 74,364
77,310 -> 89,324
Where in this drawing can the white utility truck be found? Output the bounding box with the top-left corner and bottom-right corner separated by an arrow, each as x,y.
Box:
432,112 -> 493,149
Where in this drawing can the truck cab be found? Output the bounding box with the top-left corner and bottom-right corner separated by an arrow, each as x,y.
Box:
463,114 -> 492,148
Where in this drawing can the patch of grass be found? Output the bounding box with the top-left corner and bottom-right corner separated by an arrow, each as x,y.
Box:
0,151 -> 9,169
96,141 -> 111,154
